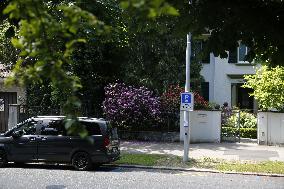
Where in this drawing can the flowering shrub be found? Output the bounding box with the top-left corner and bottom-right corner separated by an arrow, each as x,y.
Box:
193,91 -> 210,110
160,84 -> 211,112
103,83 -> 161,130
160,85 -> 184,113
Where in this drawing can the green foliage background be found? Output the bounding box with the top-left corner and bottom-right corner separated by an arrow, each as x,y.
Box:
243,66 -> 284,111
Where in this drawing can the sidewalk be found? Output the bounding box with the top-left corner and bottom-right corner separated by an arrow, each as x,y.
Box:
121,141 -> 284,162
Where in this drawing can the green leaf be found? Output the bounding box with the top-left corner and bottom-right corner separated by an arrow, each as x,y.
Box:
161,5 -> 179,16
11,38 -> 24,49
19,50 -> 28,56
120,1 -> 130,9
69,25 -> 77,34
79,130 -> 88,138
3,2 -> 17,15
148,8 -> 157,18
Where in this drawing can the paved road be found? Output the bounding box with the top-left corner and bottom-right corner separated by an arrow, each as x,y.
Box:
121,141 -> 284,161
0,164 -> 283,189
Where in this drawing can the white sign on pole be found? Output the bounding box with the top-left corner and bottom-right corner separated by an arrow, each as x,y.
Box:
180,92 -> 194,111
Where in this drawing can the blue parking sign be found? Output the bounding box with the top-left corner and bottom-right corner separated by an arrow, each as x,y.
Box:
180,92 -> 194,111
181,93 -> 191,104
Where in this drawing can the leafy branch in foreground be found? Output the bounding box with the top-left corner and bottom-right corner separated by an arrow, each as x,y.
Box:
3,0 -> 106,136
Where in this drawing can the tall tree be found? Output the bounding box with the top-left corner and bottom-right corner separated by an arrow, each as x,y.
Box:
186,0 -> 284,66
122,16 -> 204,93
1,0 -> 180,118
123,0 -> 284,66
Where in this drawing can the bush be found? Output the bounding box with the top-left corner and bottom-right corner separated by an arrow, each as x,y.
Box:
160,85 -> 184,113
160,84 -> 213,112
103,83 -> 161,130
224,111 -> 257,129
193,92 -> 211,110
222,127 -> 257,139
243,66 -> 284,112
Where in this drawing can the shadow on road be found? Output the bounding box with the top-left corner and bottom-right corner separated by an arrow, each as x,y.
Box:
4,162 -> 183,174
4,162 -> 123,172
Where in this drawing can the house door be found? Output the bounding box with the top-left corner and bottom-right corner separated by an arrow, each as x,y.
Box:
237,84 -> 254,110
231,83 -> 254,110
0,92 -> 17,132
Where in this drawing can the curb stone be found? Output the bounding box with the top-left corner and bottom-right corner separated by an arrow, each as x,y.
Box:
108,164 -> 284,178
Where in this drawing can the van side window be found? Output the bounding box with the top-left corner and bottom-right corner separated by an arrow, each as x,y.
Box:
40,120 -> 65,136
81,122 -> 102,135
14,121 -> 37,135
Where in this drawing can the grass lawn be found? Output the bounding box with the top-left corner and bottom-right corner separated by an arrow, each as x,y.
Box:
114,153 -> 284,174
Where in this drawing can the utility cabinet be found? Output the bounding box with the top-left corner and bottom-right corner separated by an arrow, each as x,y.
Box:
258,112 -> 284,146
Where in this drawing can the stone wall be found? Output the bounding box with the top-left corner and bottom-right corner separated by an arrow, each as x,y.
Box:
119,131 -> 180,142
180,110 -> 221,143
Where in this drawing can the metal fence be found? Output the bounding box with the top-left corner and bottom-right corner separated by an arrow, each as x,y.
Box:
221,109 -> 257,142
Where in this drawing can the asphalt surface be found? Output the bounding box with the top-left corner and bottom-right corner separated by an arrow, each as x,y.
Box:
0,164 -> 283,189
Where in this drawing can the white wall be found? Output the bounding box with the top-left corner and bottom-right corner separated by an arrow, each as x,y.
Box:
258,112 -> 284,146
200,55 -> 260,107
180,110 -> 221,143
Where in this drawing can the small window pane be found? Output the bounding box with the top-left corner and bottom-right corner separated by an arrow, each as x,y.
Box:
238,44 -> 247,62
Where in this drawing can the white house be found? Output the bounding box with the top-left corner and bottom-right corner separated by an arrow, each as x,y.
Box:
199,44 -> 261,110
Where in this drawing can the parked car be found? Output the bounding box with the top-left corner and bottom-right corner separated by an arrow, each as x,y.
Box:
0,116 -> 120,171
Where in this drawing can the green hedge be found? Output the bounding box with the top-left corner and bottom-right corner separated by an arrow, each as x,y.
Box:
223,111 -> 257,129
222,127 -> 257,139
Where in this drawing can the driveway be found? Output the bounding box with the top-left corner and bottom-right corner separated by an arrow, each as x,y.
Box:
121,141 -> 284,162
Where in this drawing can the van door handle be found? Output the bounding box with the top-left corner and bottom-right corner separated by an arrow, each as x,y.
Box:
29,137 -> 36,141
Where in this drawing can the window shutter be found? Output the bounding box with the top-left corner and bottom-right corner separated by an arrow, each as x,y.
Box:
201,82 -> 209,101
228,49 -> 237,63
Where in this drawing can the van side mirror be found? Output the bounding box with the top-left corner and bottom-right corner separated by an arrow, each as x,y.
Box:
12,130 -> 23,138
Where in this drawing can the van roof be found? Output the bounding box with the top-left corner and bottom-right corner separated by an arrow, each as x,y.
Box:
32,116 -> 107,124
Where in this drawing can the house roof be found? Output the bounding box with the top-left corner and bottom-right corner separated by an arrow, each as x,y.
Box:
0,64 -> 11,78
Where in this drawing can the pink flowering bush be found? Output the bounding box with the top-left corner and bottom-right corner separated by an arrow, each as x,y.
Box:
103,83 -> 161,130
160,85 -> 184,113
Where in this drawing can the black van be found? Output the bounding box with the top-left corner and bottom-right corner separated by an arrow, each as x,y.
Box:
0,116 -> 120,171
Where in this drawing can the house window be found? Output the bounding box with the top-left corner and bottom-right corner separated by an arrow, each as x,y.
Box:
238,44 -> 250,63
192,40 -> 210,64
229,44 -> 250,63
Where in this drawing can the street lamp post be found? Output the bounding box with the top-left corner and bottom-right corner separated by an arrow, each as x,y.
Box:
183,33 -> 191,162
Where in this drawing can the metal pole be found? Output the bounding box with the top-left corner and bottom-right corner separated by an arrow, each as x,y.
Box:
238,110 -> 241,143
183,33 -> 191,162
